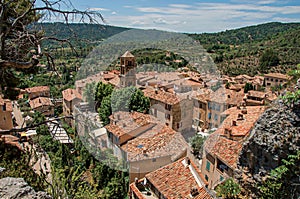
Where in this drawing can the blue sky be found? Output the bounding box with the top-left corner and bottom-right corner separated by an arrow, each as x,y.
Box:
44,0 -> 300,33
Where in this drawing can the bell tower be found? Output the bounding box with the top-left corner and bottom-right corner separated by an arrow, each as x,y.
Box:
119,51 -> 136,88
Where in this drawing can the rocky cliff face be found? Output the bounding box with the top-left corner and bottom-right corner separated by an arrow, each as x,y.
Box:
235,103 -> 300,197
0,177 -> 52,199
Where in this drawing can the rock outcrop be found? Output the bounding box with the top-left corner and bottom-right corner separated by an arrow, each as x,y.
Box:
0,177 -> 52,199
235,103 -> 300,197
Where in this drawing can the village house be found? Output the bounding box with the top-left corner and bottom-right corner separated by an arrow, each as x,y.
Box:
264,73 -> 290,88
244,90 -> 277,106
75,70 -> 120,96
129,157 -> 212,199
62,88 -> 82,126
201,106 -> 266,189
105,111 -> 187,183
0,96 -> 13,130
142,87 -> 194,133
25,86 -> 50,100
193,87 -> 244,130
29,97 -> 54,116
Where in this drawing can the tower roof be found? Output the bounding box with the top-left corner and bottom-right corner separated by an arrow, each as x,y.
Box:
121,51 -> 134,58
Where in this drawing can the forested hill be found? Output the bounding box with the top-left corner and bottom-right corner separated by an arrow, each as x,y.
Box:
188,22 -> 300,45
37,23 -> 129,45
40,22 -> 300,76
188,22 -> 300,76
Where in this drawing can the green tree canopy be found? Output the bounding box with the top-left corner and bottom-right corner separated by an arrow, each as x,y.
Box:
95,82 -> 114,109
259,49 -> 280,72
259,151 -> 300,199
216,178 -> 241,199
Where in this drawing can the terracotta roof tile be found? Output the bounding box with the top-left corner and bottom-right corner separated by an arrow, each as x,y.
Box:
264,73 -> 290,80
247,90 -> 266,99
143,87 -> 180,105
29,97 -> 53,109
205,106 -> 266,168
144,157 -> 213,199
121,51 -> 134,58
25,86 -> 50,93
106,111 -> 187,161
209,87 -> 244,105
62,88 -> 82,101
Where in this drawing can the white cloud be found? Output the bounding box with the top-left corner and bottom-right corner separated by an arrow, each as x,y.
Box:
105,2 -> 300,32
89,7 -> 110,11
111,11 -> 117,15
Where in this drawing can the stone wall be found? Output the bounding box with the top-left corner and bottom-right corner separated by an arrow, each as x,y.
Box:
0,177 -> 52,199
235,103 -> 300,197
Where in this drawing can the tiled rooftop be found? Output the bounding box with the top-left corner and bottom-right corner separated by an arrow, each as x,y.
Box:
142,87 -> 181,105
205,106 -> 266,168
247,90 -> 266,99
25,86 -> 50,93
62,88 -> 82,102
75,71 -> 120,90
209,87 -> 244,105
106,111 -> 187,161
121,125 -> 187,161
29,97 -> 53,109
264,73 -> 290,80
134,157 -> 212,199
106,111 -> 153,138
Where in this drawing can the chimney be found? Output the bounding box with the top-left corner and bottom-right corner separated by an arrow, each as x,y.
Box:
237,113 -> 244,120
224,127 -> 232,139
185,157 -> 190,166
155,87 -> 158,94
241,107 -> 247,114
232,120 -> 237,126
190,187 -> 199,197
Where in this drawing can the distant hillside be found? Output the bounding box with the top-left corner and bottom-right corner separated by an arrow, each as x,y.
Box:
37,22 -> 129,47
39,22 -> 300,76
188,22 -> 300,45
188,22 -> 300,76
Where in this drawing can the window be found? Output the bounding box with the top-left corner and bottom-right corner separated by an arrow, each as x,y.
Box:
165,113 -> 170,120
199,103 -> 203,109
177,122 -> 182,129
206,161 -> 211,171
208,113 -> 212,120
205,175 -> 209,182
214,114 -> 218,121
208,102 -> 212,109
153,109 -> 157,117
216,104 -> 220,111
165,104 -> 172,111
220,176 -> 224,182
